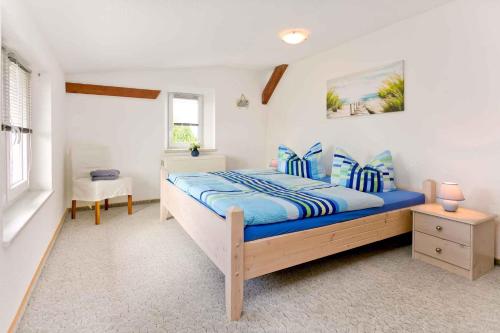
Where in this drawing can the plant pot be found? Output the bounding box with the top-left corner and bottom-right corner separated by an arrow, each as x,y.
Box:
191,149 -> 199,157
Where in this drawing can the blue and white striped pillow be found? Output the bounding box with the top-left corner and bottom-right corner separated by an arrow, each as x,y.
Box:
277,142 -> 325,180
331,148 -> 396,192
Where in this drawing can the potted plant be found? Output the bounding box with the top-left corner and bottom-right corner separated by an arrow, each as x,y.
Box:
189,142 -> 200,157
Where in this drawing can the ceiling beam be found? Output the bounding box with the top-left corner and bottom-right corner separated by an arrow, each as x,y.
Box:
261,64 -> 288,105
65,82 -> 161,99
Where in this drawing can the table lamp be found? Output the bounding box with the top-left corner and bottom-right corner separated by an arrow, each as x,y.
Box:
437,182 -> 465,212
269,159 -> 278,169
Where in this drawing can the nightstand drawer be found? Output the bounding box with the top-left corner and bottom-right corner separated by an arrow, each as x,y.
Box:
414,212 -> 470,245
414,231 -> 470,269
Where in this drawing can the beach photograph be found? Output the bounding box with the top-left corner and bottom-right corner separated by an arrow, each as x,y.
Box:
326,60 -> 404,119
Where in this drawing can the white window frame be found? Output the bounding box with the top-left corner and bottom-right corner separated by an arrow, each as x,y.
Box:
2,48 -> 32,203
167,92 -> 204,149
5,130 -> 31,202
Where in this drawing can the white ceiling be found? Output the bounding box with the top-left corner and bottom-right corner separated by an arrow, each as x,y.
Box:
23,0 -> 452,73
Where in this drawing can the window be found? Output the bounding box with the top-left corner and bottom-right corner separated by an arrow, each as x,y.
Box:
167,92 -> 203,149
2,47 -> 32,202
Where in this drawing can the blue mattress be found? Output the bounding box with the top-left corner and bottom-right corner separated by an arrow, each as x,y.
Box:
169,175 -> 424,242
244,188 -> 424,242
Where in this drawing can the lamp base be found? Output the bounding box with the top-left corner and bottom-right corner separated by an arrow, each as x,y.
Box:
442,200 -> 458,212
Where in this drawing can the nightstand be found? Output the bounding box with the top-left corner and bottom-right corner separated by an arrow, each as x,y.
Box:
411,203 -> 496,280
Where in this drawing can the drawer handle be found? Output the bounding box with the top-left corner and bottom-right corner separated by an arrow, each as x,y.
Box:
435,225 -> 442,231
435,247 -> 442,253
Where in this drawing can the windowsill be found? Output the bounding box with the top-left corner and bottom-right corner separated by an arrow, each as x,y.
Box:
2,189 -> 54,246
165,148 -> 217,153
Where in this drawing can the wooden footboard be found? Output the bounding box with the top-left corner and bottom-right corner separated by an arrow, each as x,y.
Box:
162,169 -> 244,320
165,181 -> 228,272
161,170 -> 436,321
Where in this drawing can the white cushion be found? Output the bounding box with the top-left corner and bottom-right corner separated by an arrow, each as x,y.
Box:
72,177 -> 132,202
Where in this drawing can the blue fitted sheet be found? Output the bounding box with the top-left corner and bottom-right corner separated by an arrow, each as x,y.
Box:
244,188 -> 424,241
169,174 -> 424,242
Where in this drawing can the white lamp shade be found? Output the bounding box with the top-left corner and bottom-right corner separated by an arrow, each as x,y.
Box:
438,182 -> 465,201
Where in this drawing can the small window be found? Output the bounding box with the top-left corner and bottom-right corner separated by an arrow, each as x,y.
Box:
2,47 -> 32,202
167,92 -> 203,149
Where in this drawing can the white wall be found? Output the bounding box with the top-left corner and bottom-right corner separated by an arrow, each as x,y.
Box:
0,0 -> 67,331
66,68 -> 267,204
265,0 -> 500,257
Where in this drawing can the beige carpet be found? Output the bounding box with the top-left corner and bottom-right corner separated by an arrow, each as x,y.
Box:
17,203 -> 500,332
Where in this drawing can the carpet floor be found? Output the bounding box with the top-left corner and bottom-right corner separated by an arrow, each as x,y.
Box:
17,203 -> 500,333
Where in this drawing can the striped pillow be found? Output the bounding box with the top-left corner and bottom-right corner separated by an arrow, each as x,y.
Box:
277,142 -> 326,180
331,148 -> 396,192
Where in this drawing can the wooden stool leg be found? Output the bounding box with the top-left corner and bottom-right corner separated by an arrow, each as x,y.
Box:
128,195 -> 133,215
95,201 -> 101,225
104,199 -> 109,210
71,200 -> 76,219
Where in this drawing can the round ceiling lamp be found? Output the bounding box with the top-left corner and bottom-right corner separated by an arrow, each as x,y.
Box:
279,29 -> 310,45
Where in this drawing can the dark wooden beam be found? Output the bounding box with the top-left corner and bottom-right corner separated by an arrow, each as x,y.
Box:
65,82 -> 161,99
261,64 -> 288,105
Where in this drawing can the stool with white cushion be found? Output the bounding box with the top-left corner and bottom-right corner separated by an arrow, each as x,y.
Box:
71,144 -> 133,225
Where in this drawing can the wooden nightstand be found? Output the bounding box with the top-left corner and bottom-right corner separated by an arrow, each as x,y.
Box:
411,203 -> 496,280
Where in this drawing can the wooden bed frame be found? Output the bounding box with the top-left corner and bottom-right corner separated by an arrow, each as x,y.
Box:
160,167 -> 436,320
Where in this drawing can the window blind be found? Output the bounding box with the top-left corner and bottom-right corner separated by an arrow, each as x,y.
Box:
172,93 -> 201,127
1,47 -> 32,134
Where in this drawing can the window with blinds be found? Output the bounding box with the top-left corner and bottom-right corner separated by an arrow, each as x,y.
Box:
167,92 -> 203,149
1,47 -> 32,200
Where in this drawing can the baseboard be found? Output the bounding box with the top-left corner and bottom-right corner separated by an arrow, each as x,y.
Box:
72,198 -> 159,211
7,209 -> 68,333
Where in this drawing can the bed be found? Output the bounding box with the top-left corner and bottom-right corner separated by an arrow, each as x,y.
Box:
160,167 -> 436,320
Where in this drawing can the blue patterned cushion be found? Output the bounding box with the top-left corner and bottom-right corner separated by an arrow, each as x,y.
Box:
277,142 -> 325,180
331,148 -> 396,192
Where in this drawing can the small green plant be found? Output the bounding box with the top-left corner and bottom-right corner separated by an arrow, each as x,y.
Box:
189,142 -> 200,151
327,89 -> 343,112
378,74 -> 404,112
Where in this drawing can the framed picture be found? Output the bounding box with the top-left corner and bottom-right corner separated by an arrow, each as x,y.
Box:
326,60 -> 404,119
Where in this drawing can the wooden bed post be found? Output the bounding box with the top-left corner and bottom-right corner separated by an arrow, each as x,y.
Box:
160,166 -> 172,220
225,207 -> 244,321
423,179 -> 437,203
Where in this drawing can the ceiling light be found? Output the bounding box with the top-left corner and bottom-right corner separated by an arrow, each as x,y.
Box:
279,29 -> 310,45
